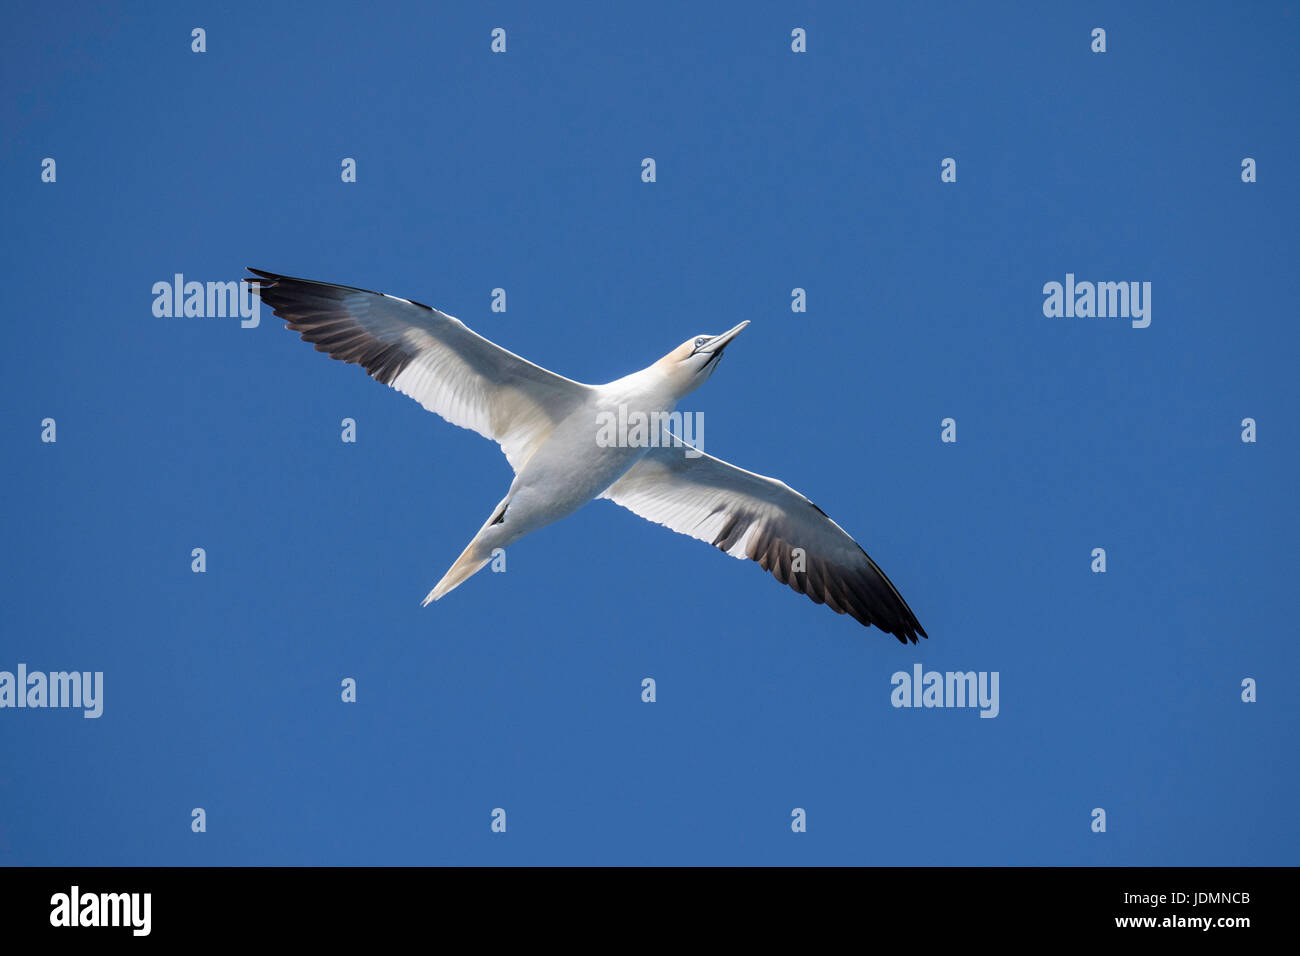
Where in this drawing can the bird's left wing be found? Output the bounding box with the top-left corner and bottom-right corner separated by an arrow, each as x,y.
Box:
600,439 -> 927,643
247,268 -> 592,473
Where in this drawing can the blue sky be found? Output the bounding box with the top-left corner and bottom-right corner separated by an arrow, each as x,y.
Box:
1,1 -> 1296,865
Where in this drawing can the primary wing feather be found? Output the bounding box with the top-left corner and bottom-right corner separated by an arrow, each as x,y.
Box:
247,268 -> 591,473
601,439 -> 927,643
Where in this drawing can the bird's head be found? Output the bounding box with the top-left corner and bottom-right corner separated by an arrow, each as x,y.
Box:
654,321 -> 749,398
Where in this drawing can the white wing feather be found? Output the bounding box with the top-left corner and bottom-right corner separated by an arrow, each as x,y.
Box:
248,269 -> 591,473
601,439 -> 926,642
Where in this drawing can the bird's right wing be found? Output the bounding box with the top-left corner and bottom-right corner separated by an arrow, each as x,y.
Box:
247,268 -> 592,473
601,439 -> 927,643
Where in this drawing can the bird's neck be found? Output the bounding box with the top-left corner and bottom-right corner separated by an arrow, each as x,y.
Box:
598,364 -> 686,410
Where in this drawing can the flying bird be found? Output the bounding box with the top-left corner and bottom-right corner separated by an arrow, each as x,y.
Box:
246,268 -> 928,643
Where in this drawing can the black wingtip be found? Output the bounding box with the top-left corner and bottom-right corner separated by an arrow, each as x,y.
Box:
881,610 -> 927,644
896,626 -> 927,645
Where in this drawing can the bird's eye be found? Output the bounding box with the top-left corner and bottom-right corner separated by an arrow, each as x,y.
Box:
694,337 -> 708,348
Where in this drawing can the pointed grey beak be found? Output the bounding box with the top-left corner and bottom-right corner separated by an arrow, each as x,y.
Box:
698,320 -> 750,354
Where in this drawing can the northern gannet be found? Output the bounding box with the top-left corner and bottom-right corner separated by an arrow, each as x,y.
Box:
247,269 -> 928,643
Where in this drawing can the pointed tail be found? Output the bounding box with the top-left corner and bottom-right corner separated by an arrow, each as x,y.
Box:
422,495 -> 512,606
422,542 -> 491,606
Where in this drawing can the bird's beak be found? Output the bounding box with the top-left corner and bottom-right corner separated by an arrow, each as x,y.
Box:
698,320 -> 750,354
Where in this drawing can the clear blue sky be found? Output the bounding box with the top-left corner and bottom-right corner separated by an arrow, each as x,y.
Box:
2,1 -> 1296,865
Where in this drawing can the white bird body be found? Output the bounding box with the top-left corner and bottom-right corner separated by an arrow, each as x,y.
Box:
521,366 -> 672,509
248,268 -> 927,643
426,349 -> 705,601
431,383 -> 662,601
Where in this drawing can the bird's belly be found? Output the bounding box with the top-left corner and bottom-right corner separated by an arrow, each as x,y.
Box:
520,432 -> 644,502
510,412 -> 649,520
